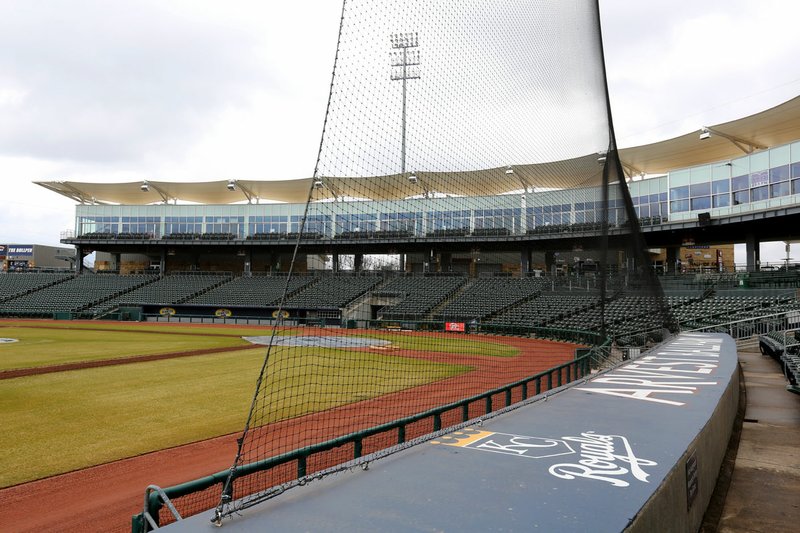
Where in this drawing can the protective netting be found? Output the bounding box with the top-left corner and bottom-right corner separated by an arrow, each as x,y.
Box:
209,0 -> 674,522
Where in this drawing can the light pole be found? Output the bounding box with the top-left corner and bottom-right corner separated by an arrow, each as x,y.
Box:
390,32 -> 420,174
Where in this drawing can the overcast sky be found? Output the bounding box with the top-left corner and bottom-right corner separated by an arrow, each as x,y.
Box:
1,0 -> 798,262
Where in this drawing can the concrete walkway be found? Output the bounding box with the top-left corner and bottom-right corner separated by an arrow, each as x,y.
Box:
716,347 -> 800,533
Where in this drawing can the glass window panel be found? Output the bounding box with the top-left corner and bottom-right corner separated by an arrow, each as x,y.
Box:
750,151 -> 769,172
712,194 -> 730,208
690,165 -> 711,182
771,181 -> 790,198
770,144 -> 791,167
670,200 -> 690,213
670,169 -> 690,186
690,197 -> 711,211
769,165 -> 790,183
689,182 -> 710,197
793,179 -> 800,195
670,186 -> 690,200
731,175 -> 749,191
733,190 -> 749,205
751,186 -> 769,202
712,179 -> 730,194
792,162 -> 800,179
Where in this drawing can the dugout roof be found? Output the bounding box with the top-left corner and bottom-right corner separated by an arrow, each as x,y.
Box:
36,95 -> 800,205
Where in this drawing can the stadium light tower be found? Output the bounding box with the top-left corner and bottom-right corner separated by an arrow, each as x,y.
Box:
390,32 -> 420,174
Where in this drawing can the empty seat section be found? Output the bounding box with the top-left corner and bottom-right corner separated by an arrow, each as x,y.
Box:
437,277 -> 548,321
284,275 -> 382,309
184,275 -> 315,307
0,272 -> 72,301
0,274 -> 156,316
378,275 -> 466,320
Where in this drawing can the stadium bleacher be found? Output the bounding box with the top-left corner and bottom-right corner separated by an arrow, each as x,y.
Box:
759,329 -> 800,393
377,275 -> 467,320
0,273 -> 156,317
283,274 -> 382,310
86,273 -> 231,316
0,272 -> 73,302
184,274 -> 316,307
436,276 -> 548,322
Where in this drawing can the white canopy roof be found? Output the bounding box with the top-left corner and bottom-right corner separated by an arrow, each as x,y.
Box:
36,95 -> 800,205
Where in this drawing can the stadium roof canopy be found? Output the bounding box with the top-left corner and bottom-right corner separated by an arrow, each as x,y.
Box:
617,95 -> 800,176
36,95 -> 800,205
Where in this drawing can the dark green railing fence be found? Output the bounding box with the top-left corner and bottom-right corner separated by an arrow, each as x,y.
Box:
131,324 -> 611,532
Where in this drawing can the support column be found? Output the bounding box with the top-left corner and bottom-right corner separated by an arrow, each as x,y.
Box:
439,252 -> 452,273
520,248 -> 532,274
244,249 -> 252,275
76,245 -> 84,274
666,246 -> 678,275
354,254 -> 363,272
398,253 -> 406,272
160,249 -> 166,275
426,248 -> 435,273
333,253 -> 340,273
745,232 -> 760,272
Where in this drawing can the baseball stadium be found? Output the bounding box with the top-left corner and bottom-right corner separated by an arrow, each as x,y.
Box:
2,1 -> 800,532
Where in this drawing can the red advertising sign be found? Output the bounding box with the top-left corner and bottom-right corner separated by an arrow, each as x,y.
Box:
445,322 -> 465,332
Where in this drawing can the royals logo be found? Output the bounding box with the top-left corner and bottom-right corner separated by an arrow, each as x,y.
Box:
432,428 -> 656,488
548,432 -> 656,487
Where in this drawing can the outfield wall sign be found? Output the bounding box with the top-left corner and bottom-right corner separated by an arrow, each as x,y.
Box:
7,245 -> 33,256
445,321 -> 465,332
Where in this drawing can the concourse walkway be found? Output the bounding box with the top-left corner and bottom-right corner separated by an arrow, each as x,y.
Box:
715,345 -> 800,533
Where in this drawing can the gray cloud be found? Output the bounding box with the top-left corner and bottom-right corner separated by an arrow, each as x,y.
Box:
0,0 -> 271,163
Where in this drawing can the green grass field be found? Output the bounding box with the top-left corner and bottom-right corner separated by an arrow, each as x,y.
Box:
0,320 -> 502,488
0,325 -> 247,370
0,321 -> 518,370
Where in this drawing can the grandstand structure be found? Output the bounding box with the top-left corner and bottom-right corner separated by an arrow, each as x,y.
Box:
33,96 -> 800,278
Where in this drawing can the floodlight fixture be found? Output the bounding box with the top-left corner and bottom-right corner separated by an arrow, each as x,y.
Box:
505,165 -> 514,175
699,126 -> 765,153
408,173 -> 418,184
390,31 -> 420,174
313,179 -> 324,190
227,179 -> 236,191
140,181 -> 149,192
597,151 -> 607,164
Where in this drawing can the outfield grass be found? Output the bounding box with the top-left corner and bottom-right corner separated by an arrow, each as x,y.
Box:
0,326 -> 248,370
0,321 -> 517,370
0,346 -> 469,488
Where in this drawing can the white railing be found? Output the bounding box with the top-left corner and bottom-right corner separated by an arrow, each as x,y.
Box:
686,309 -> 800,339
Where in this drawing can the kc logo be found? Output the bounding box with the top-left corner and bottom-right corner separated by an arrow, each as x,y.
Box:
433,428 -> 657,488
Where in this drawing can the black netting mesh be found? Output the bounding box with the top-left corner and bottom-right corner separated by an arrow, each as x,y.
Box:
203,0 -> 674,522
